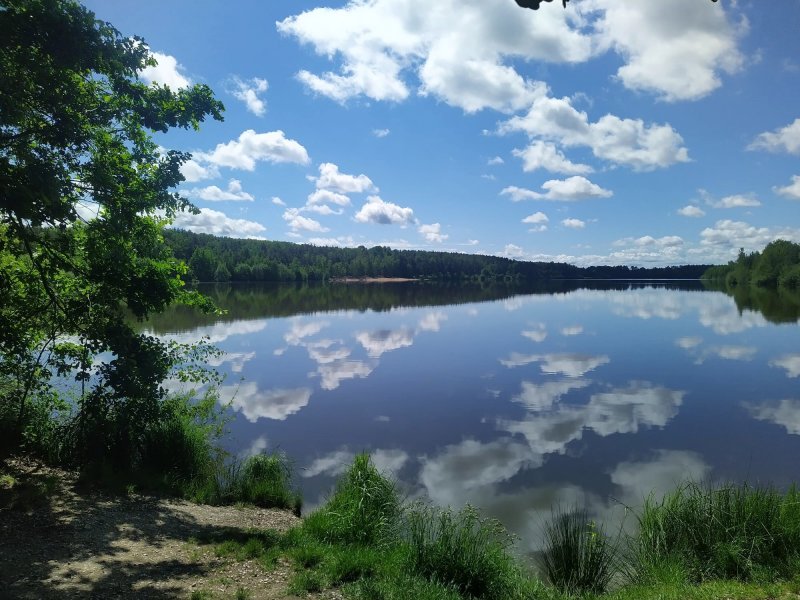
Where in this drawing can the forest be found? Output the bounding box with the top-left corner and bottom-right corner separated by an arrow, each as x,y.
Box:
166,229 -> 711,283
702,239 -> 800,289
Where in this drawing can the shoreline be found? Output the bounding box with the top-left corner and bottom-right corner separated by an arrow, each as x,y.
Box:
328,276 -> 419,283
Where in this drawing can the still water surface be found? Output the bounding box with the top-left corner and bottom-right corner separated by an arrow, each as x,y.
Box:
147,281 -> 800,554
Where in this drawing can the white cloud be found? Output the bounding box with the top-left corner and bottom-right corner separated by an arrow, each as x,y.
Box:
315,162 -> 376,194
74,200 -> 100,222
418,222 -> 448,243
283,208 -> 329,233
180,158 -> 219,183
200,129 -> 310,170
308,236 -> 358,247
613,235 -> 684,248
139,51 -> 192,89
711,194 -> 761,209
503,244 -> 524,258
749,118 -> 800,155
746,400 -> 800,435
513,141 -> 592,175
500,352 -> 610,377
373,128 -> 391,138
488,156 -> 505,166
678,205 -> 705,217
770,354 -> 800,378
278,0 -> 591,112
171,207 -> 266,238
185,179 -> 254,202
700,220 -> 800,256
272,196 -> 287,206
355,195 -> 415,226
502,176 -> 612,202
304,448 -> 408,478
219,383 -> 312,422
513,379 -> 590,412
228,76 -> 269,116
356,328 -> 415,357
522,212 -> 549,225
774,175 -> 800,200
561,325 -> 584,336
315,360 -> 375,390
588,0 -> 744,101
418,311 -> 447,332
284,319 -> 328,346
676,336 -> 703,349
307,189 -> 351,207
501,95 -> 689,171
562,218 -> 586,229
304,204 -> 344,216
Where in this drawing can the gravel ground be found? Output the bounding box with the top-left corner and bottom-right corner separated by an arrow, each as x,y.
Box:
0,457 -> 342,600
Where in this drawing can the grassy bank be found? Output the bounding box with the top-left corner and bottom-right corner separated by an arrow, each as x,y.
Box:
195,454 -> 800,600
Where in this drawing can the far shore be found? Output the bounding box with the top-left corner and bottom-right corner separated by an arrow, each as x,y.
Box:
329,276 -> 419,283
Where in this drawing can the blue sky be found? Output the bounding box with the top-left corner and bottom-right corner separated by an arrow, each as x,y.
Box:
83,0 -> 800,266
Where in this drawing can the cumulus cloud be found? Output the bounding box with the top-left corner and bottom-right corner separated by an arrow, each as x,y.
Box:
315,162 -> 376,194
588,0 -> 744,102
500,352 -> 610,377
503,243 -> 524,258
355,196 -> 416,226
373,128 -> 391,138
200,130 -> 310,170
774,175 -> 800,200
139,51 -> 192,89
355,328 -> 415,357
304,448 -> 408,478
522,212 -> 549,230
502,177 -> 612,202
678,205 -> 705,217
219,383 -> 312,421
185,179 -> 254,202
228,76 -> 269,116
283,208 -> 329,233
315,360 -> 375,390
512,140 -> 592,174
700,220 -> 800,255
307,189 -> 352,207
746,400 -> 800,435
272,196 -> 287,206
180,158 -> 219,183
748,118 -> 800,155
418,222 -> 448,243
171,207 -> 266,238
711,194 -> 761,209
501,95 -> 689,171
770,354 -> 800,378
488,156 -> 505,166
562,218 -> 586,229
277,0 -> 591,112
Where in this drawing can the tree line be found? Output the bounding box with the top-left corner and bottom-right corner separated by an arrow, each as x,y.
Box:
703,240 -> 800,290
165,229 -> 711,283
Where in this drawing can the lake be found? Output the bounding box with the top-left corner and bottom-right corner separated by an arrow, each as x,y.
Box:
146,281 -> 800,555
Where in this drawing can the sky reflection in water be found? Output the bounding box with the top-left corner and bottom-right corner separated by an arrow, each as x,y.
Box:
149,283 -> 800,554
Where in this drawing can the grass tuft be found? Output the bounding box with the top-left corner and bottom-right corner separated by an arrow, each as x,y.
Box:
539,506 -> 617,595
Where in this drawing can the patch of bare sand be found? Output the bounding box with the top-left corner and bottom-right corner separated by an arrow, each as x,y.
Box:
0,457 -> 341,599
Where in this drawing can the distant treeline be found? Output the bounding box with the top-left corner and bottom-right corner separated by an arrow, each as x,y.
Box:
703,240 -> 800,289
164,230 -> 710,283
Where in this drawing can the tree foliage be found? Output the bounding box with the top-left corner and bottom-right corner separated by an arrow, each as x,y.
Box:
703,240 -> 800,291
0,0 -> 223,467
165,229 -> 710,284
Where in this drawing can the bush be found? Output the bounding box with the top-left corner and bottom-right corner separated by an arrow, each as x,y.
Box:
631,482 -> 800,582
303,453 -> 400,545
402,503 -> 524,600
539,507 -> 616,595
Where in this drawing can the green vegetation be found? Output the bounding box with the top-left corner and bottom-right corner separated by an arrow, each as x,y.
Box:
704,240 -> 800,290
165,229 -> 710,283
540,508 -> 617,594
197,455 -> 800,600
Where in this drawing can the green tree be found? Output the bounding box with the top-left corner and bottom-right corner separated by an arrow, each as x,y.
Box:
0,0 -> 223,465
189,247 -> 218,282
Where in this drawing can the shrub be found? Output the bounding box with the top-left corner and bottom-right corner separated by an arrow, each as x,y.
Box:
303,453 -> 400,546
402,503 -> 523,600
632,482 -> 800,582
539,507 -> 616,595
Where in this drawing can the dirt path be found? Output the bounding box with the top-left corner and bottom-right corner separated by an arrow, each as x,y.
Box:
0,457 -> 341,599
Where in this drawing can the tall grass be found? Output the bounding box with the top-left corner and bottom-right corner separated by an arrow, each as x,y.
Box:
631,482 -> 800,583
402,503 -> 530,600
302,453 -> 401,545
539,507 -> 617,595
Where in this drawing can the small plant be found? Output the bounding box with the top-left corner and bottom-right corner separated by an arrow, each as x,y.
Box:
540,507 -> 616,594
302,453 -> 400,546
402,503 -> 523,600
